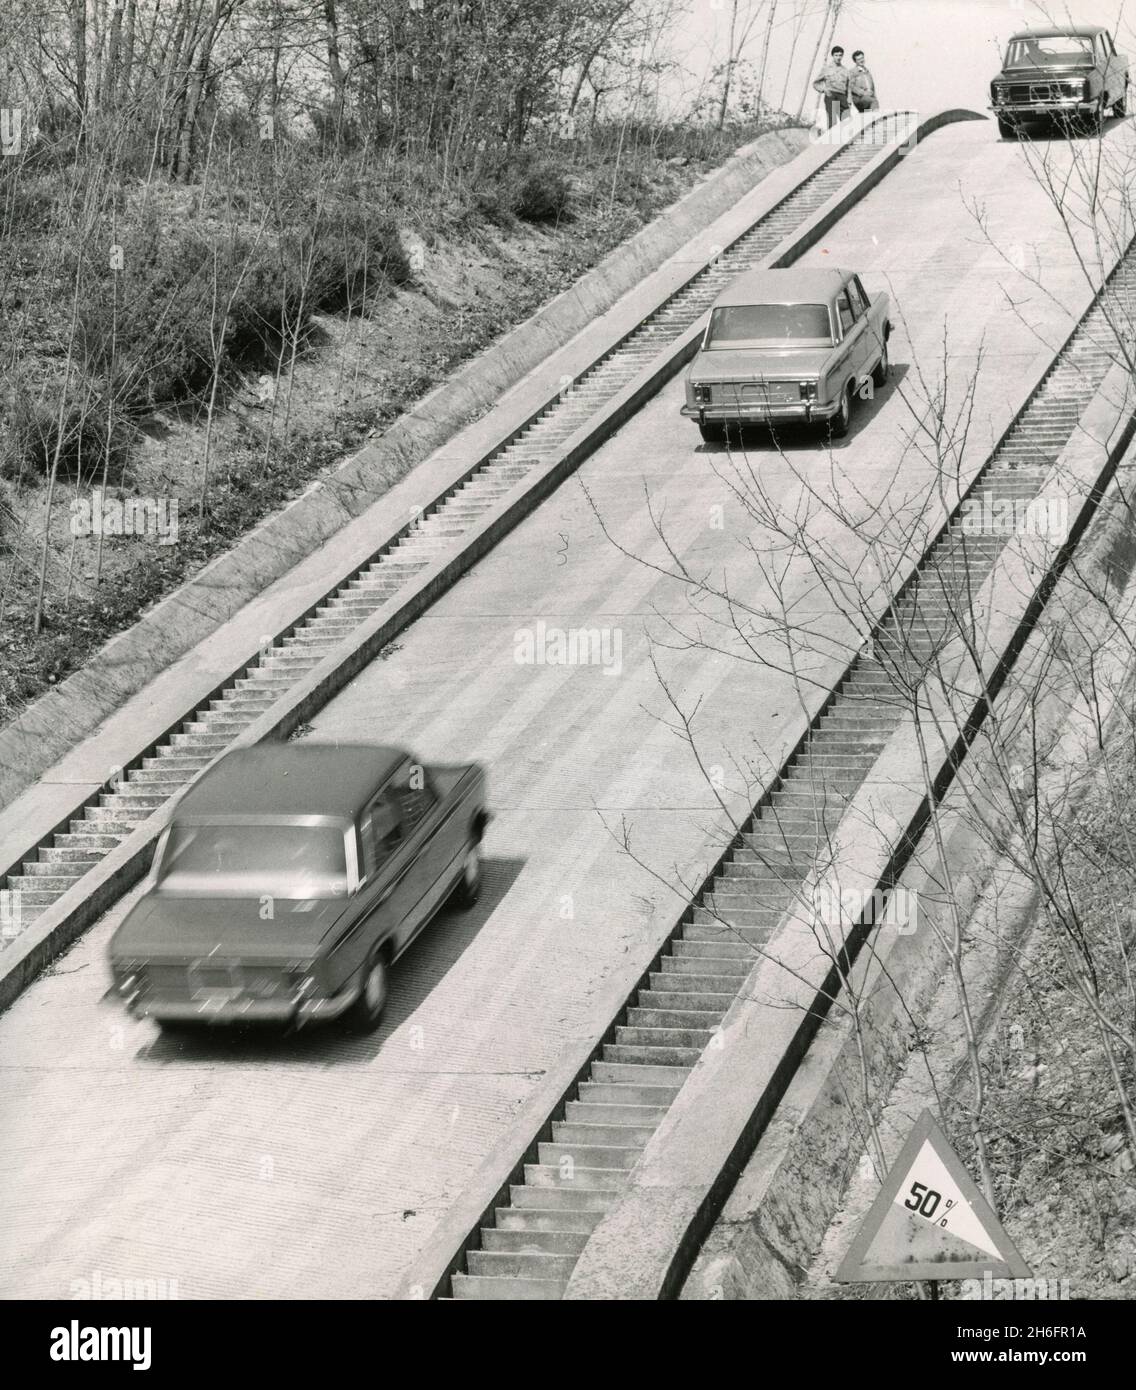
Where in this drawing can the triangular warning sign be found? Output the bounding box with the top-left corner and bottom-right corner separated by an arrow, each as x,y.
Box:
835,1110 -> 1032,1282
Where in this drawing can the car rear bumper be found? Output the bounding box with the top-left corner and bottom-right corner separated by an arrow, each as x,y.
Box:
990,99 -> 1095,117
127,984 -> 360,1026
682,399 -> 841,424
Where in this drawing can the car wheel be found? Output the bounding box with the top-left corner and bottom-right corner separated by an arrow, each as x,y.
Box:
996,116 -> 1017,140
872,339 -> 890,389
1114,88 -> 1128,118
346,951 -> 389,1033
450,845 -> 482,909
829,383 -> 852,439
698,421 -> 724,444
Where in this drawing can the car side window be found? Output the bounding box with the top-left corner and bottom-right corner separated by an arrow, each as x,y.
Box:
389,764 -> 437,835
846,280 -> 868,319
836,292 -> 856,335
359,795 -> 403,878
852,276 -> 871,312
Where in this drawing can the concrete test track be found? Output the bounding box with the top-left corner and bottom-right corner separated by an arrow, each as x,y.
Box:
1,113 -> 1129,1299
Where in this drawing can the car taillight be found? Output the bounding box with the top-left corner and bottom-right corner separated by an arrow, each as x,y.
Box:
693,384 -> 712,403
799,381 -> 817,400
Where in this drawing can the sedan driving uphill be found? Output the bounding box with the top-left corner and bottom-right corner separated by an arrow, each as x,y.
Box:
109,743 -> 489,1034
682,267 -> 891,443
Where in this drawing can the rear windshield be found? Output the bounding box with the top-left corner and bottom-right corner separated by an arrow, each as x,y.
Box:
155,822 -> 348,899
706,303 -> 832,347
1005,36 -> 1094,67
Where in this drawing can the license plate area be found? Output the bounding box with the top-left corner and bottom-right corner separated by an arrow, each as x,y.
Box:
740,382 -> 793,405
189,961 -> 243,1001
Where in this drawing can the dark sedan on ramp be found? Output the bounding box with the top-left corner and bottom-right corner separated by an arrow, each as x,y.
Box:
990,25 -> 1129,137
109,743 -> 489,1034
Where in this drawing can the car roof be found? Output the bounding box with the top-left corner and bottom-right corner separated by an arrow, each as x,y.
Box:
711,267 -> 850,309
174,743 -> 408,819
1007,26 -> 1105,41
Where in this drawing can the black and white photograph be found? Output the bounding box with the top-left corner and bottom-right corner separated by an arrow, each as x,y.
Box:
0,0 -> 1133,1361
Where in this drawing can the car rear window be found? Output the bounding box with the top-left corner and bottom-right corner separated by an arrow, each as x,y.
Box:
155,822 -> 349,899
706,303 -> 832,347
1005,36 -> 1093,67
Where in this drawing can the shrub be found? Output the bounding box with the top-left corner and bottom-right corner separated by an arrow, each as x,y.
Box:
75,210 -> 219,407
512,162 -> 571,222
74,193 -> 410,407
0,381 -> 136,485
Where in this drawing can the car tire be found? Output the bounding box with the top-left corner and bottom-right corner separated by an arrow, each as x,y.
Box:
1114,88 -> 1128,118
450,845 -> 482,909
872,339 -> 890,389
996,116 -> 1017,140
345,951 -> 390,1033
829,383 -> 852,439
698,422 -> 725,444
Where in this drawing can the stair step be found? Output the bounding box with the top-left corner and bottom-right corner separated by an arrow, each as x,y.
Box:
590,1060 -> 691,1086
627,1005 -> 724,1029
602,1043 -> 704,1067
658,954 -> 751,977
563,1101 -> 670,1126
637,988 -> 738,1011
509,1184 -> 618,1211
466,1249 -> 577,1280
576,1081 -> 683,1107
538,1142 -> 641,1170
493,1208 -> 603,1234
480,1228 -> 589,1256
522,1164 -> 630,1190
551,1120 -> 657,1146
450,1273 -> 565,1300
648,970 -> 748,994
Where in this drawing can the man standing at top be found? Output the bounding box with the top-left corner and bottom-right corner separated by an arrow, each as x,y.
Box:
850,50 -> 879,112
813,45 -> 851,129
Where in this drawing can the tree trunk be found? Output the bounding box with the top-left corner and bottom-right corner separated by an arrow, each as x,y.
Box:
118,0 -> 137,108
71,0 -> 88,136
323,0 -> 347,146
716,0 -> 740,131
104,0 -> 125,110
176,0 -> 228,180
